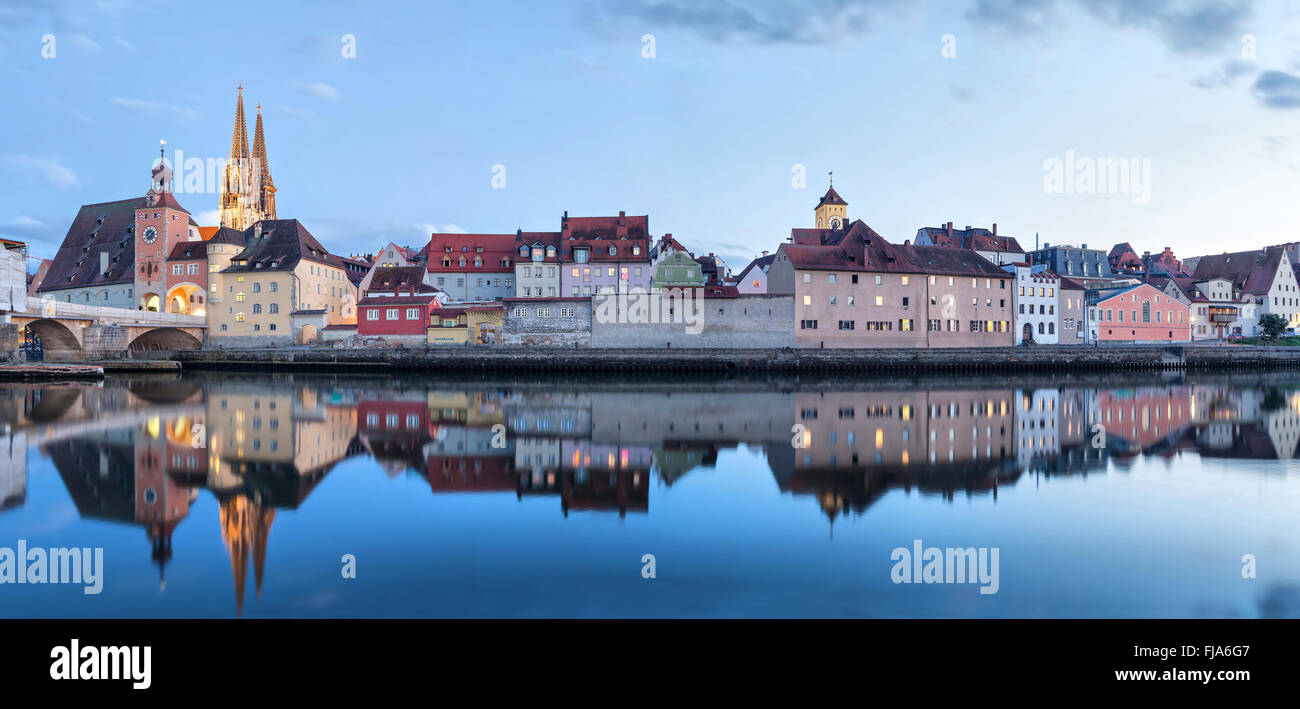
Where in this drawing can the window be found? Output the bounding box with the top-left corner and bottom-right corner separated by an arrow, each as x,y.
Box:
366,309 -> 379,320
252,304 -> 262,314
838,320 -> 854,330
386,308 -> 399,320
270,282 -> 278,292
269,303 -> 279,314
235,312 -> 245,322
188,263 -> 199,275
407,308 -> 420,319
235,292 -> 246,302
172,264 -> 183,275
252,282 -> 261,293
513,307 -> 527,317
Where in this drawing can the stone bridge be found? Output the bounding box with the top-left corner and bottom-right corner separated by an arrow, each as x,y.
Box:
4,299 -> 205,361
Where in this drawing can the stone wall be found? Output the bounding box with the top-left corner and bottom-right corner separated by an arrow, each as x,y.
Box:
82,325 -> 129,355
591,293 -> 794,348
502,299 -> 592,347
207,334 -> 296,349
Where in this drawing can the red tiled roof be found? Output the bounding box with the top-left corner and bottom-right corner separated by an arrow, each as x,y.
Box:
515,231 -> 563,263
357,294 -> 440,306
426,233 -> 516,273
783,220 -> 1010,279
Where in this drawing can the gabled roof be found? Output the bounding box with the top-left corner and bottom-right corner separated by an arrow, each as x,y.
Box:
224,219 -> 332,273
1189,247 -> 1284,296
166,240 -> 208,261
734,253 -> 775,281
38,197 -> 140,291
366,266 -> 434,294
817,185 -> 847,207
516,231 -> 563,263
426,233 -> 516,272
782,220 -> 1010,279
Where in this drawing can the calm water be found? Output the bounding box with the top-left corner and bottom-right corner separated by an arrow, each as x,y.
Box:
0,371 -> 1297,618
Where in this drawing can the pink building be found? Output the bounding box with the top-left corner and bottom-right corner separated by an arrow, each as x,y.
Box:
1088,282 -> 1191,342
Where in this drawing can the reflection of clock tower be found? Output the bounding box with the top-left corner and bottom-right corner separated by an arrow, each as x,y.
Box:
815,173 -> 847,230
134,140 -> 190,311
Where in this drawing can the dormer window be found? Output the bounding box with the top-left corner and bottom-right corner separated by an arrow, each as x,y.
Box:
519,245 -> 529,257
546,245 -> 556,258
473,257 -> 482,268
574,248 -> 590,264
608,245 -> 617,256
632,246 -> 641,256
442,257 -> 452,268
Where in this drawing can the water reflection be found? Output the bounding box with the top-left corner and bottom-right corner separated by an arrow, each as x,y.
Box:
1,373 -> 1298,617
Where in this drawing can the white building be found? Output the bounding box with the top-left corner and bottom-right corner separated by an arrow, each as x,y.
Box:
1005,264 -> 1059,344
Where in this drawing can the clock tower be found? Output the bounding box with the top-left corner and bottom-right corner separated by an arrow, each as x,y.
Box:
814,173 -> 848,230
134,140 -> 190,311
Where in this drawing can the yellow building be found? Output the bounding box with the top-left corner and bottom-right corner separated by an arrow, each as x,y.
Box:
209,219 -> 357,346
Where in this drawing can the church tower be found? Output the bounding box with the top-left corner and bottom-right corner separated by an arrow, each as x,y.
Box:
218,86 -> 277,230
251,104 -> 277,222
815,173 -> 847,230
135,140 -> 189,311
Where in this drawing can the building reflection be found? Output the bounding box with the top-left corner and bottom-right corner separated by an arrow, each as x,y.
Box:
6,374 -> 1300,613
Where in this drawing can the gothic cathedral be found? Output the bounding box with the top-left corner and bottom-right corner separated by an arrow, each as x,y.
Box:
218,86 -> 277,230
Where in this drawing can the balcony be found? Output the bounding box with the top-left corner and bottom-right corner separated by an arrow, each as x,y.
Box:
1208,307 -> 1238,323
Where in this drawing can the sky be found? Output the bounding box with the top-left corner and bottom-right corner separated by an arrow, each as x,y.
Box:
2,0 -> 1300,273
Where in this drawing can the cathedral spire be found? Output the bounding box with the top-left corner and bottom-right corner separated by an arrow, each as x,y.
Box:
230,85 -> 249,160
253,104 -> 272,185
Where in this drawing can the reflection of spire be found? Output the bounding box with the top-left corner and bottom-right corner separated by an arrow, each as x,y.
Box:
146,520 -> 177,592
219,495 -> 275,617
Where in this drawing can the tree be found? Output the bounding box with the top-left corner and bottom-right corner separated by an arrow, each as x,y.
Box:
1259,313 -> 1288,341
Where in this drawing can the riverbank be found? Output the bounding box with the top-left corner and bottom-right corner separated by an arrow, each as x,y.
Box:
166,344 -> 1300,375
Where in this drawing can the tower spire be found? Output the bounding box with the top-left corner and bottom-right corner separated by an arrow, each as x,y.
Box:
253,104 -> 273,186
252,103 -> 277,220
230,85 -> 249,160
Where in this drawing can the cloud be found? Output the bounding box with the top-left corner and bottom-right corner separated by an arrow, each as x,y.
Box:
417,223 -> 467,234
1191,58 -> 1256,89
950,85 -> 976,102
968,0 -> 1256,55
579,0 -> 903,44
291,81 -> 342,101
1252,70 -> 1300,109
1,154 -> 78,187
110,97 -> 201,119
64,33 -> 101,51
195,209 -> 220,226
112,35 -> 135,50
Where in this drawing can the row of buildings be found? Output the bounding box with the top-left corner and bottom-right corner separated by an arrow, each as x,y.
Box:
15,88 -> 1300,349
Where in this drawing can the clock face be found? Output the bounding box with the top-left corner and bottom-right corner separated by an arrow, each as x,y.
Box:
142,226 -> 158,244
829,216 -> 842,229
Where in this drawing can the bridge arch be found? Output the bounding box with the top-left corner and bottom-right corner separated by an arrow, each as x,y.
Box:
127,327 -> 203,352
24,319 -> 83,360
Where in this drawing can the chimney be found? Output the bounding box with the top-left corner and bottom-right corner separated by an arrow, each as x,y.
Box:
762,250 -> 769,257
100,252 -> 109,276
946,222 -> 953,239
992,223 -> 998,236
1028,254 -> 1034,266
254,223 -> 263,239
1081,243 -> 1088,249
618,210 -> 626,227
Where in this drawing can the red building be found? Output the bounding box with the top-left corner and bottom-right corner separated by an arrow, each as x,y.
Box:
1089,282 -> 1191,342
357,295 -> 439,339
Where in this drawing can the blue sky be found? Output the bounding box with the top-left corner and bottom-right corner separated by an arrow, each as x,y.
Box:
2,0 -> 1300,272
